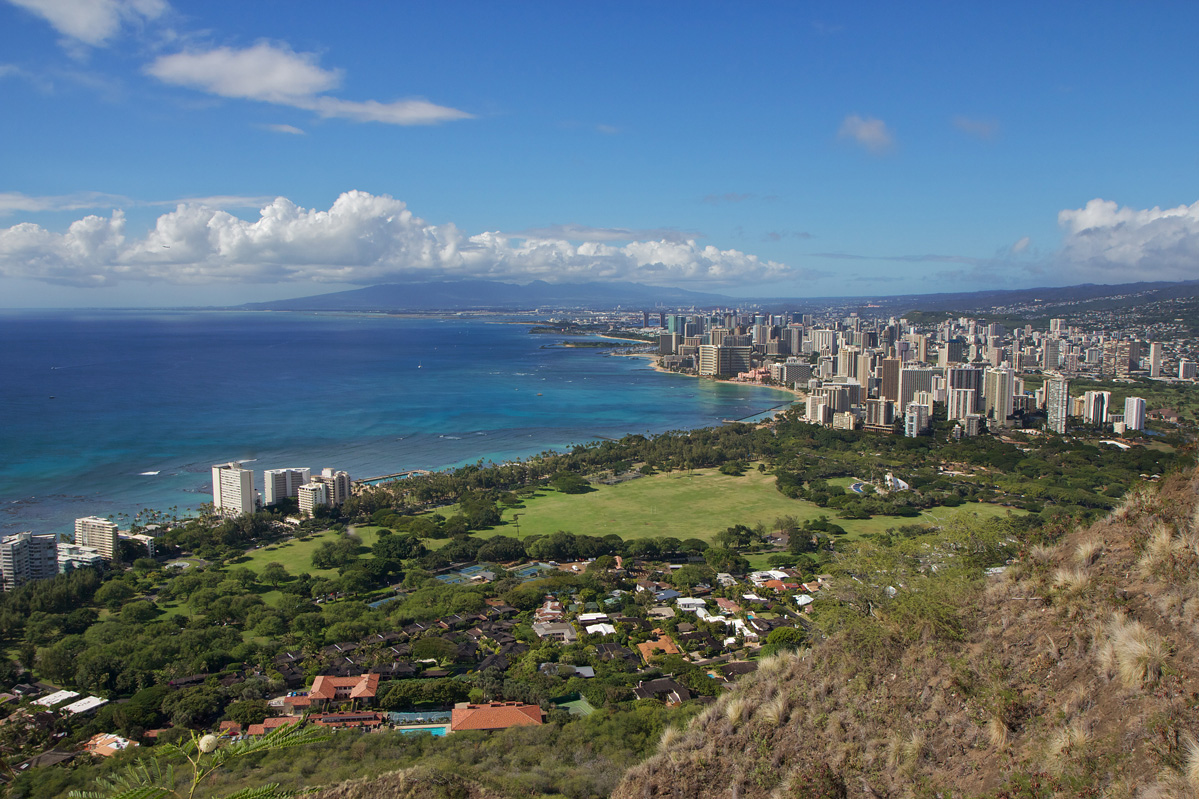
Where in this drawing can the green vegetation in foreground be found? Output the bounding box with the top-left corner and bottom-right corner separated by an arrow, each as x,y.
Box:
472,467 -> 1022,543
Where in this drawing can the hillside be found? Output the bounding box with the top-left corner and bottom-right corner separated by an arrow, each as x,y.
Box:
605,469 -> 1199,799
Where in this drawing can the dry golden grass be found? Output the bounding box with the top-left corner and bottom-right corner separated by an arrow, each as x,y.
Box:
1047,722 -> 1090,772
1074,539 -> 1103,566
1053,566 -> 1091,595
1102,612 -> 1170,688
659,725 -> 684,752
725,697 -> 750,725
757,692 -> 791,728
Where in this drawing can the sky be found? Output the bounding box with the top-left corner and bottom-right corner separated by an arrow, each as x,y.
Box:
2,1 -> 1199,307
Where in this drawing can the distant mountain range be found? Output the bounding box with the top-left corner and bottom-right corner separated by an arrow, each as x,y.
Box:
240,278 -> 1199,314
241,280 -> 729,311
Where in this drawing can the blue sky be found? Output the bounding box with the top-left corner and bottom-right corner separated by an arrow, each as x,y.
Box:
2,1 -> 1198,307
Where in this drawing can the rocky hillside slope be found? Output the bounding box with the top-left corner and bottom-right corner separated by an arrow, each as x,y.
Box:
612,470 -> 1199,799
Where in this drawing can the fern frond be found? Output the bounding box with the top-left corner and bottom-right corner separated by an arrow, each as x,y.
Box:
209,721 -> 330,766
67,787 -> 172,799
222,783 -> 315,799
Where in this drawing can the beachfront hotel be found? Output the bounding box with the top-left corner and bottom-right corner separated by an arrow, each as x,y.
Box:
74,516 -> 118,560
264,468 -> 311,506
212,462 -> 257,516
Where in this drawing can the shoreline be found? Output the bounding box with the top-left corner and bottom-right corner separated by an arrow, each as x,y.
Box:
612,350 -> 807,402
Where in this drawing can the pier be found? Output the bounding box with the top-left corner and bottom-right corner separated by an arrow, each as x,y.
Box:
354,469 -> 431,487
720,401 -> 794,424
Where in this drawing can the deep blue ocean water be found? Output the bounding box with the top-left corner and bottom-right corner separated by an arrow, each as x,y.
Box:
0,310 -> 792,536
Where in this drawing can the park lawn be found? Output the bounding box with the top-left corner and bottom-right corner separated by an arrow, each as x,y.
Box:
235,525 -> 387,580
462,467 -> 1026,544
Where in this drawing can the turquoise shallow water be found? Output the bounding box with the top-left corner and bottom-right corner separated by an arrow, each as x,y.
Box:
0,310 -> 792,535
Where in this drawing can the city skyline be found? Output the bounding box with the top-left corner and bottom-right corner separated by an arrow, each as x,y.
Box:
3,2 -> 1199,307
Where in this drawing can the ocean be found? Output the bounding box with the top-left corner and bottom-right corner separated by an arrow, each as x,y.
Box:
0,310 -> 792,536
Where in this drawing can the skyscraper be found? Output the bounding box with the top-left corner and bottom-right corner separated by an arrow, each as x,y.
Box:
74,516 -> 118,561
263,468 -> 311,506
947,388 -> 975,421
1149,343 -> 1162,378
0,532 -> 59,590
212,462 -> 256,516
983,367 -> 1015,426
1083,391 -> 1111,425
1124,396 -> 1146,431
1046,377 -> 1070,434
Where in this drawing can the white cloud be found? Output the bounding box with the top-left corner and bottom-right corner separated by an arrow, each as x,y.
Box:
1058,198 -> 1199,281
145,41 -> 471,126
953,115 -> 999,140
146,42 -> 338,102
260,123 -> 306,135
0,191 -> 793,288
1011,235 -> 1030,254
300,96 -> 471,125
6,0 -> 167,46
0,191 -> 274,216
838,114 -> 893,154
0,191 -> 131,216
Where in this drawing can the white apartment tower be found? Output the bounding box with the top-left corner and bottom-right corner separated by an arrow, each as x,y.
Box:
0,532 -> 59,590
1083,391 -> 1112,426
1124,396 -> 1146,431
947,387 -> 975,421
263,467 -> 311,506
1046,377 -> 1070,435
297,481 -> 329,517
211,462 -> 256,516
983,367 -> 1016,426
1148,343 -> 1162,378
74,516 -> 118,560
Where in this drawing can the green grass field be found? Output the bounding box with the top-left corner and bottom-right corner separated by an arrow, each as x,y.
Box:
473,468 -> 1023,543
233,525 -> 387,578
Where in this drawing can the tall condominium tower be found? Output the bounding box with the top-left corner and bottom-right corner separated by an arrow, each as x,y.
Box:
211,462 -> 256,516
74,516 -> 118,560
0,532 -> 59,590
1046,377 -> 1070,435
1083,391 -> 1111,425
263,468 -> 311,506
1148,343 -> 1162,378
1124,396 -> 1146,431
983,367 -> 1016,426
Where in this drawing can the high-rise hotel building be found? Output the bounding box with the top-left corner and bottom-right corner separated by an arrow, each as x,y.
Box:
212,462 -> 256,516
0,532 -> 58,590
263,468 -> 311,506
74,516 -> 118,560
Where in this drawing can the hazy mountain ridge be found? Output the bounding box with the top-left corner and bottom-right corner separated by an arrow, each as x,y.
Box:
240,278 -> 1199,315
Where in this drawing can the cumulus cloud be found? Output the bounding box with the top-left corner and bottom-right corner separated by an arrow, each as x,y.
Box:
838,114 -> 893,154
1058,197 -> 1199,281
6,0 -> 167,46
0,191 -> 793,288
953,115 -> 999,140
144,41 -> 471,126
1010,235 -> 1030,254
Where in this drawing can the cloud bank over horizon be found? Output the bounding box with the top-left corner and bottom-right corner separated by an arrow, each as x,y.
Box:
0,191 -> 794,288
1058,198 -> 1199,282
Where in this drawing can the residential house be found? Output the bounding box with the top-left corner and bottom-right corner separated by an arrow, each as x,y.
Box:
450,702 -> 545,732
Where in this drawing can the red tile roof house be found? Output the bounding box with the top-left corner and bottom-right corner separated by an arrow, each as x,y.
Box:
450,702 -> 545,733
246,717 -> 295,737
306,674 -> 380,709
312,711 -> 385,730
